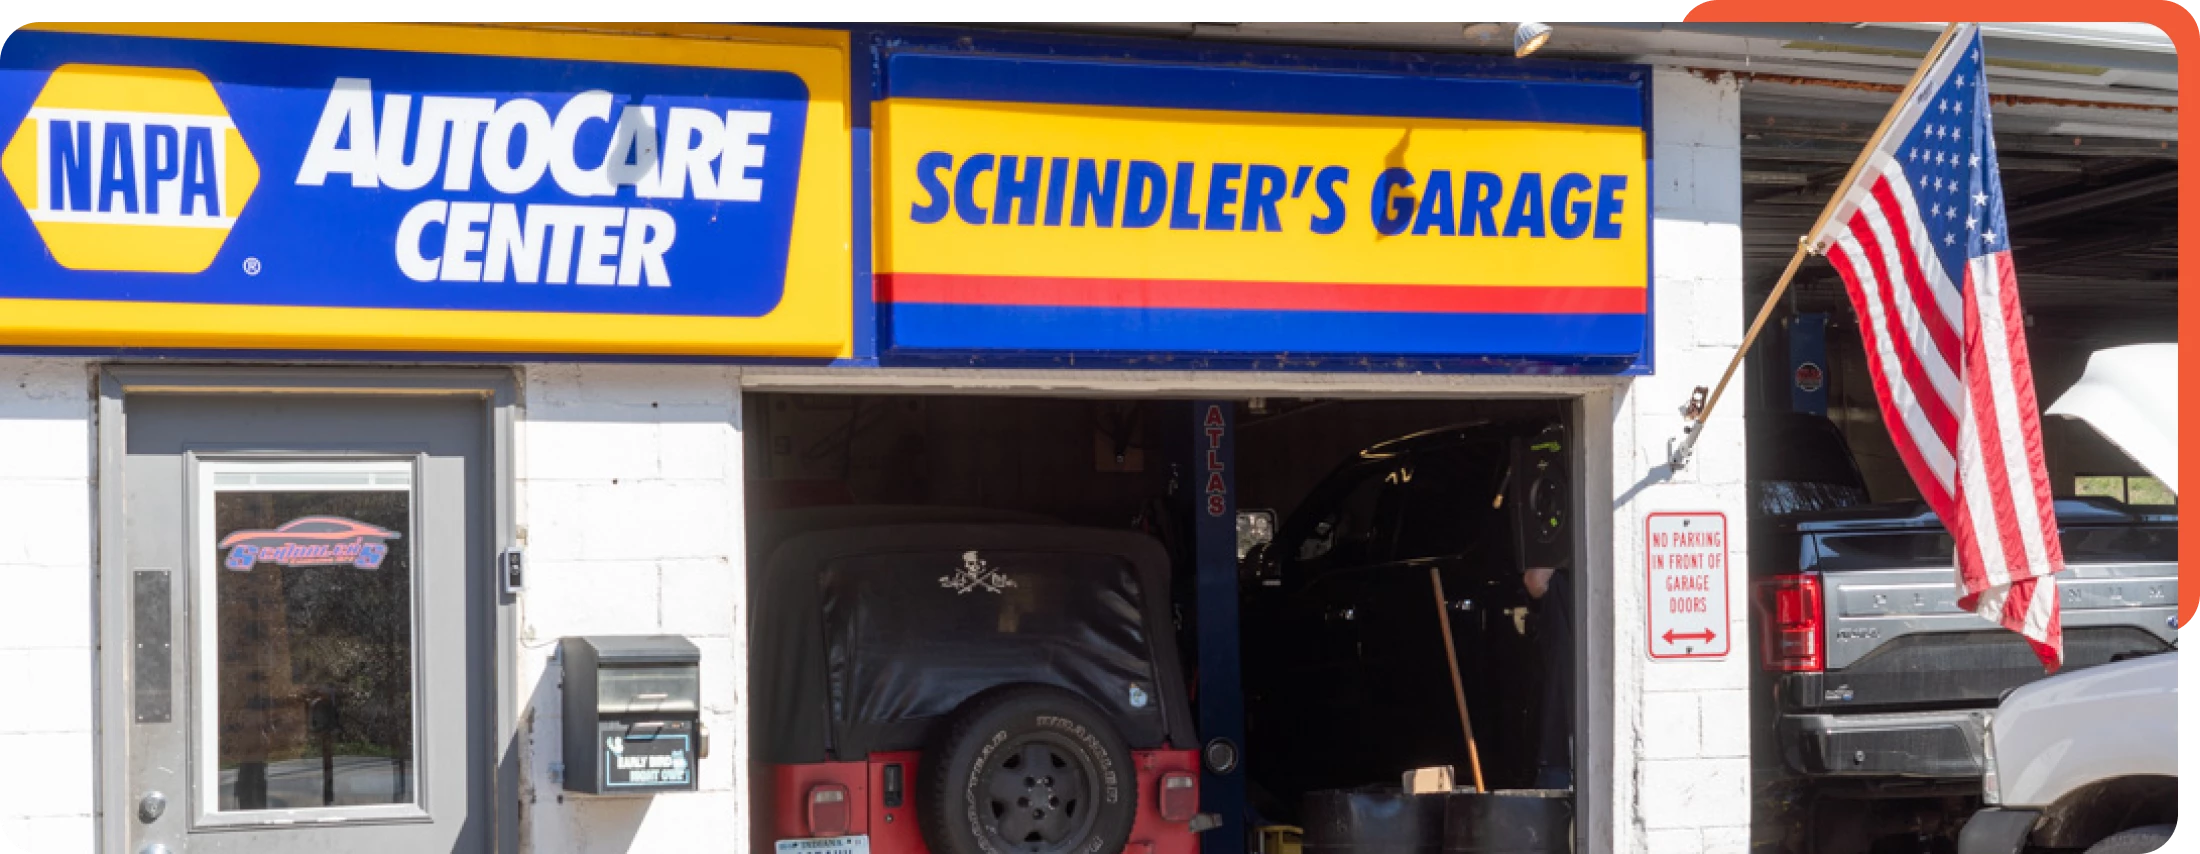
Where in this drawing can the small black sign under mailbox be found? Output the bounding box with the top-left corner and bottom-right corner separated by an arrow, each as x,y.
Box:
601,720 -> 696,790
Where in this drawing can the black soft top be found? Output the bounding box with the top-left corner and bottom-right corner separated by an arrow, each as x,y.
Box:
754,523 -> 1195,764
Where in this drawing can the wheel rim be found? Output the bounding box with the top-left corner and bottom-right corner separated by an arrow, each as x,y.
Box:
980,732 -> 1102,854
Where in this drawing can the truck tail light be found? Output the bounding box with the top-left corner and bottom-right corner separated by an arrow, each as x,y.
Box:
1159,772 -> 1199,822
808,783 -> 850,837
1980,714 -> 2001,805
1756,574 -> 1825,672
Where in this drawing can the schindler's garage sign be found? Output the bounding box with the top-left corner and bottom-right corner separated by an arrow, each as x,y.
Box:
0,24 -> 852,357
875,51 -> 1651,370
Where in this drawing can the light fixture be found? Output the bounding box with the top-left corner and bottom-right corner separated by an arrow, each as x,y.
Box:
1514,22 -> 1553,57
1462,22 -> 1507,46
1464,21 -> 1553,56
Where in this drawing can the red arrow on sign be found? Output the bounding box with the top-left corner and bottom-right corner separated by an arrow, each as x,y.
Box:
1663,628 -> 1716,645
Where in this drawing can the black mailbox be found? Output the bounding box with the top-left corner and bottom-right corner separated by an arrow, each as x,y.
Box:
561,635 -> 702,794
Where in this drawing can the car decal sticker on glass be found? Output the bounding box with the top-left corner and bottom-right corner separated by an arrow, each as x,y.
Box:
219,515 -> 401,570
939,550 -> 1016,595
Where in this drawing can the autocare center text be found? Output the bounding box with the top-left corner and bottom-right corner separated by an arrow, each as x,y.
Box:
293,78 -> 773,287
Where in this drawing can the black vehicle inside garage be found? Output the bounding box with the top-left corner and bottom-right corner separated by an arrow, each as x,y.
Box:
743,394 -> 1587,853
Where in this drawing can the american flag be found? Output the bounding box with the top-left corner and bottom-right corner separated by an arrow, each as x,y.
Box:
1809,24 -> 2068,671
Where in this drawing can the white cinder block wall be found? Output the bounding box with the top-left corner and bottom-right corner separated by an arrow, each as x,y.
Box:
0,358 -> 97,854
1608,68 -> 1752,853
516,363 -> 749,854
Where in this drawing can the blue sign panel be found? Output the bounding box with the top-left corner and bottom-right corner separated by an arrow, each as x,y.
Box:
875,46 -> 1654,371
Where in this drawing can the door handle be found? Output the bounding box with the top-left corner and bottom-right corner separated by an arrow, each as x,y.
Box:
137,791 -> 166,823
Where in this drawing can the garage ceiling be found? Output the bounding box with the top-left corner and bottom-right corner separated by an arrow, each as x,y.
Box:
1043,22 -> 2180,348
1740,98 -> 2173,350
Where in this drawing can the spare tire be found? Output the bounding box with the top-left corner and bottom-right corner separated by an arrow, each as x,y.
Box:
2085,825 -> 2176,854
920,686 -> 1139,854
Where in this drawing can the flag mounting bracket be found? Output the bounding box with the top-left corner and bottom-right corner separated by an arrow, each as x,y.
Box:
1667,239 -> 1813,471
1669,387 -> 1710,470
1681,386 -> 1708,421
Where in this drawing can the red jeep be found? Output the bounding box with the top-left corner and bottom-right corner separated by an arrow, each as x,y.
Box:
752,518 -> 1203,854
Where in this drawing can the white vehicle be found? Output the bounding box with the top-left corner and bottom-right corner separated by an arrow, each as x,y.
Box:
1958,345 -> 2180,854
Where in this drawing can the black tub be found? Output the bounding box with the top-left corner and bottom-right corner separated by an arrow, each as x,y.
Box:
1442,789 -> 1573,854
1302,788 -> 1448,854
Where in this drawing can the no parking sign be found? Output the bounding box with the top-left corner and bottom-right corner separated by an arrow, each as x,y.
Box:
1646,512 -> 1730,659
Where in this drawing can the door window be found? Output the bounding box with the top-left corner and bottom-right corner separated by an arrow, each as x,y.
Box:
196,460 -> 422,816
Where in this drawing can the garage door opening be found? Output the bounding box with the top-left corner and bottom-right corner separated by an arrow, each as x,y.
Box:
743,392 -> 1583,854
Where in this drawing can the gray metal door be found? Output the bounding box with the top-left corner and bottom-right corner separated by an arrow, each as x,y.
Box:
120,392 -> 492,853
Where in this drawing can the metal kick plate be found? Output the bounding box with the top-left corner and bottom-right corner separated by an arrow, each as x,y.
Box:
133,569 -> 172,723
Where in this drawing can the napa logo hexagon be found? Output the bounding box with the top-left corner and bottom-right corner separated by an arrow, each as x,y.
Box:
0,64 -> 259,273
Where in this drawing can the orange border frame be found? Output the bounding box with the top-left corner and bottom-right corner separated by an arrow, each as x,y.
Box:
1688,2 -> 2196,626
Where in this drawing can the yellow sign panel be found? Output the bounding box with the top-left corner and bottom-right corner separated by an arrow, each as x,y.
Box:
881,99 -> 1649,290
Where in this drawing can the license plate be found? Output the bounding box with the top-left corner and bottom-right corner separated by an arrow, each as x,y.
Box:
778,836 -> 870,854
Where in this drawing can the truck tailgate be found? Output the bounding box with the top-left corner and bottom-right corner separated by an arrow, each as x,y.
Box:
1788,562 -> 2176,712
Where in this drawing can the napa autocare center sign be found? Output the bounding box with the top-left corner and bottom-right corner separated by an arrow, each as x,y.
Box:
875,52 -> 1651,368
0,24 -> 852,356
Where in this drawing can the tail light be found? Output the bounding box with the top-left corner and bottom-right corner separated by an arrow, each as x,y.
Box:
1159,772 -> 1198,822
1980,713 -> 2001,805
808,783 -> 850,837
1756,574 -> 1825,672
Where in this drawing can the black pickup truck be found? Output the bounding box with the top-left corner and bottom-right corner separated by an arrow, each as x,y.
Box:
1746,414 -> 2179,854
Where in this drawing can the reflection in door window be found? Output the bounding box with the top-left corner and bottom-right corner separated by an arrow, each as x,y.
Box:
200,461 -> 418,812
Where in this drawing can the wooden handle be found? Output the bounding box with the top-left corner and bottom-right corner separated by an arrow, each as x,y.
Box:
1430,567 -> 1486,792
1702,240 -> 1813,427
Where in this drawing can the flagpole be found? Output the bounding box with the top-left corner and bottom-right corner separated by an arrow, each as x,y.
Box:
1668,22 -> 1968,470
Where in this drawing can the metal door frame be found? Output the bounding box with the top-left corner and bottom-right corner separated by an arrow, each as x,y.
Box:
96,366 -> 518,854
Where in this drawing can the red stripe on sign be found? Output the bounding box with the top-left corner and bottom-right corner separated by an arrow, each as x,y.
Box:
876,273 -> 1647,315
